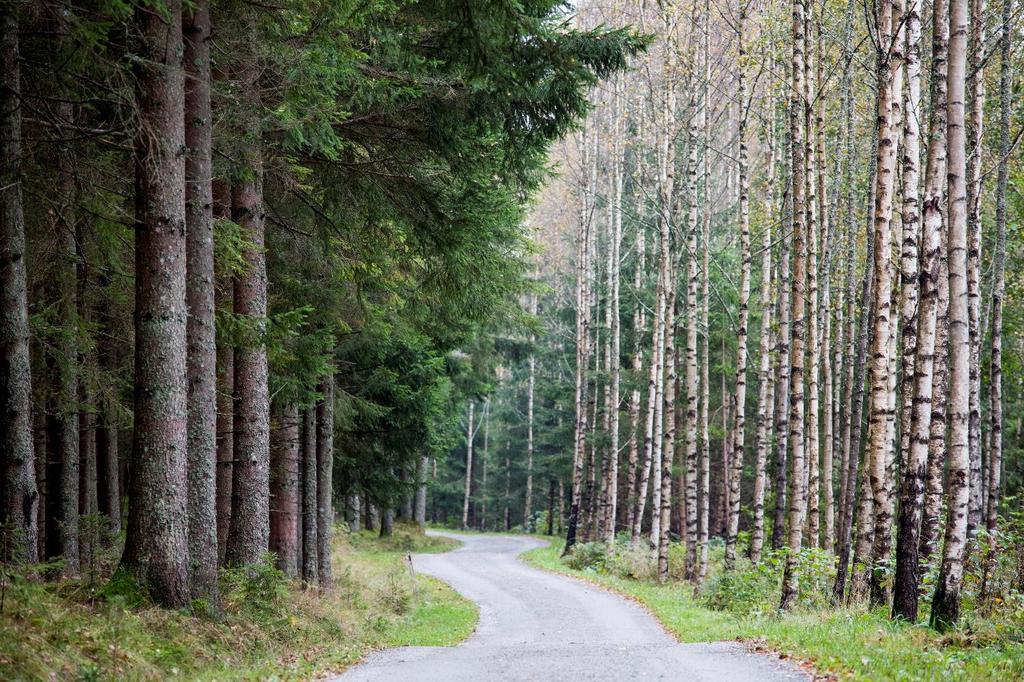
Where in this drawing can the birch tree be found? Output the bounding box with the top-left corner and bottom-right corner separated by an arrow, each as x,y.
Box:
866,0 -> 905,607
725,0 -> 751,570
893,0 -> 943,622
931,0 -> 972,628
780,0 -> 808,611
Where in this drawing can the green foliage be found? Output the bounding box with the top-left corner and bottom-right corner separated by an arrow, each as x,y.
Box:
563,541 -> 611,572
701,547 -> 835,616
220,554 -> 291,624
100,569 -> 150,611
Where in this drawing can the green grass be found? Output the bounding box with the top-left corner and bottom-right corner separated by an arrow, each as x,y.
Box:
523,540 -> 1024,681
0,524 -> 476,680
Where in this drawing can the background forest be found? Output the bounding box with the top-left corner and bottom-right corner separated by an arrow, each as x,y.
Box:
430,0 -> 1024,665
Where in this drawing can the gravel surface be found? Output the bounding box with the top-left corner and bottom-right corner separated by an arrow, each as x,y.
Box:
333,531 -> 809,681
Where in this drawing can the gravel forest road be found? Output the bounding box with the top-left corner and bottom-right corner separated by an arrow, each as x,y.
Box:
333,531 -> 808,682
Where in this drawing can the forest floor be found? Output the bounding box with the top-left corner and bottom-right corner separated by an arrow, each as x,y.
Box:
0,525 -> 476,680
522,539 -> 1024,681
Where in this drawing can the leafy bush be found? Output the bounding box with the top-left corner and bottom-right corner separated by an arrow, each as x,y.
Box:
563,542 -> 610,572
608,542 -> 659,581
701,547 -> 836,615
702,551 -> 782,616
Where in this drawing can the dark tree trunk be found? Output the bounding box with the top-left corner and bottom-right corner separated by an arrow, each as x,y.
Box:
548,478 -> 556,536
347,493 -> 361,532
213,181 -> 233,564
43,95 -> 80,576
834,139 -> 878,603
225,19 -> 270,567
0,7 -> 39,564
414,455 -> 427,529
77,233 -> 97,553
380,508 -> 394,537
96,273 -> 121,537
316,375 -> 334,587
367,502 -> 379,532
301,407 -> 318,586
770,203 -> 791,551
95,411 -> 120,534
269,404 -> 300,578
183,0 -> 218,601
120,0 -> 190,608
78,381 -> 97,564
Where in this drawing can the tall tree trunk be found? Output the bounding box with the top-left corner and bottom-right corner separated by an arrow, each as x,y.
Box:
184,0 -> 218,602
565,128 -> 594,553
726,2 -> 751,571
780,0 -> 807,611
986,0 -> 1011,559
44,105 -> 80,577
415,455 -> 427,529
931,0 -> 971,629
771,159 -> 793,552
658,276 -> 676,581
896,0 -> 922,516
834,0 -> 857,547
348,492 -> 361,532
633,258 -> 662,543
920,1 -> 953,565
269,404 -> 299,578
683,76 -> 701,581
836,156 -> 876,602
480,398 -> 490,530
301,407 -> 317,586
78,261 -> 98,565
548,478 -> 556,535
605,85 -> 623,543
626,125 -> 646,536
505,442 -> 512,532
316,375 -> 334,587
865,0 -> 905,606
697,1 -> 712,583
964,0 -> 985,538
892,0 -> 931,622
214,181 -> 233,565
95,272 -> 121,538
120,0 -> 190,606
749,104 -> 776,564
525,299 -> 536,528
815,14 -> 835,552
225,17 -> 270,568
804,10 -> 821,550
462,400 -> 475,530
0,5 -> 38,564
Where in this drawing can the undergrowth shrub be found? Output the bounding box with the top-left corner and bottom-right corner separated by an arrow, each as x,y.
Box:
220,553 -> 289,624
608,542 -> 658,581
702,547 -> 835,615
563,542 -> 610,572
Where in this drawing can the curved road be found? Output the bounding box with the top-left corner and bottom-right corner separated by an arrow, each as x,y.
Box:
334,532 -> 807,682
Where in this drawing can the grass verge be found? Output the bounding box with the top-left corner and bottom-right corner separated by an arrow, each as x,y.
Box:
0,524 -> 476,680
522,539 -> 1024,681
